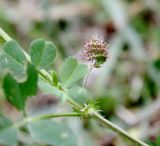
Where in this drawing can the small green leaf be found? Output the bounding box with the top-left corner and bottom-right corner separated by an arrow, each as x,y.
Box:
0,40 -> 26,79
4,40 -> 26,63
60,57 -> 88,88
29,120 -> 77,146
3,74 -> 24,109
30,39 -> 56,69
156,135 -> 160,146
2,63 -> 38,110
51,71 -> 58,86
38,80 -> 67,100
0,114 -> 17,145
67,86 -> 91,105
0,37 -> 5,47
20,63 -> 38,99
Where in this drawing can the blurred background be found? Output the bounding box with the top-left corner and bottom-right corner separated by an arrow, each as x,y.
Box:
0,0 -> 160,146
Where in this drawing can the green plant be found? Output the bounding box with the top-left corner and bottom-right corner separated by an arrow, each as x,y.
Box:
0,27 -> 149,146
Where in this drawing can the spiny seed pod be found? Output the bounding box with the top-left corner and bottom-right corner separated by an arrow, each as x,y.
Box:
81,35 -> 109,68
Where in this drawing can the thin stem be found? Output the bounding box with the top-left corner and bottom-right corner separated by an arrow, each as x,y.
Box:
82,65 -> 93,87
15,112 -> 81,128
66,97 -> 82,110
32,112 -> 81,121
92,112 -> 149,146
0,27 -> 12,42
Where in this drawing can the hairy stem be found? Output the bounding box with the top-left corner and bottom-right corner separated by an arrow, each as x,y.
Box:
0,27 -> 149,146
92,112 -> 149,146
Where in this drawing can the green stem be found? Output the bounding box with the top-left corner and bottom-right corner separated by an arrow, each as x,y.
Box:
32,112 -> 81,121
0,27 -> 12,42
15,112 -> 81,128
66,97 -> 82,110
0,27 -> 149,146
82,65 -> 93,87
92,112 -> 149,146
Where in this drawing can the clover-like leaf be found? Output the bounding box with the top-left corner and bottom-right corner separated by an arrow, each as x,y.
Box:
67,86 -> 91,105
60,57 -> 88,88
2,63 -> 38,110
0,40 -> 26,79
29,120 -> 77,146
38,80 -> 68,100
30,39 -> 56,69
0,114 -> 17,145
